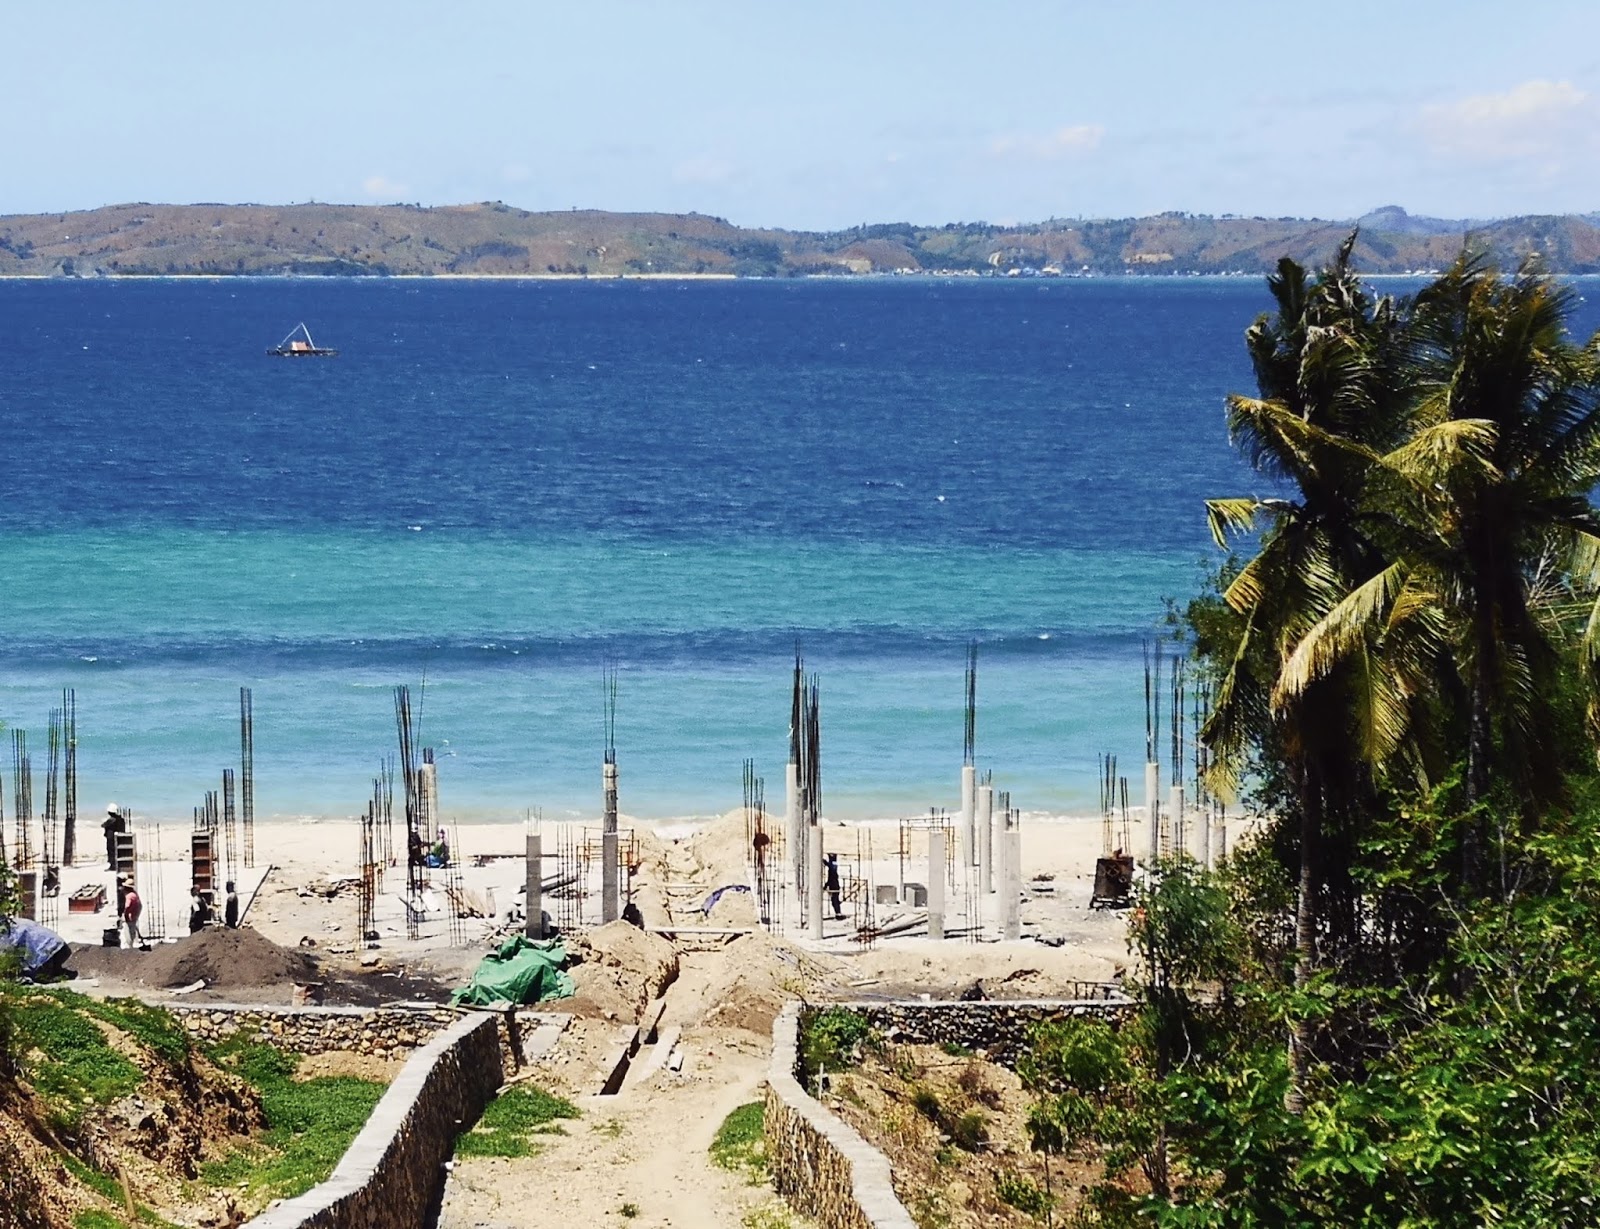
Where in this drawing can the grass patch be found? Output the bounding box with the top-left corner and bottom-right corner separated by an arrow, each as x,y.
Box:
61,1154 -> 121,1203
74,1213 -> 127,1229
455,1085 -> 579,1159
9,993 -> 143,1122
741,1205 -> 798,1229
76,996 -> 191,1065
199,1042 -> 384,1204
709,1101 -> 767,1182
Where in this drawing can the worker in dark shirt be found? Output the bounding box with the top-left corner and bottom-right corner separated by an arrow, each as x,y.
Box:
188,887 -> 213,934
825,852 -> 844,920
224,880 -> 240,928
103,803 -> 126,871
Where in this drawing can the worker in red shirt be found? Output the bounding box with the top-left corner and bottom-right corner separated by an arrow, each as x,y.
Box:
120,878 -> 145,950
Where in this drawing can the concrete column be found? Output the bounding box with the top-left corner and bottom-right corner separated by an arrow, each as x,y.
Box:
959,764 -> 976,868
1169,784 -> 1186,861
1198,803 -> 1211,870
1001,827 -> 1022,941
602,760 -> 619,923
977,784 -> 994,895
808,824 -> 824,941
1216,815 -> 1228,868
525,831 -> 543,939
1144,762 -> 1161,868
418,762 -> 439,834
927,828 -> 945,941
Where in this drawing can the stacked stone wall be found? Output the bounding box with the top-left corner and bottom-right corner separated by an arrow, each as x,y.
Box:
763,998 -> 1135,1228
765,1002 -> 917,1229
837,997 -> 1132,1069
165,1002 -> 557,1070
241,1012 -> 504,1229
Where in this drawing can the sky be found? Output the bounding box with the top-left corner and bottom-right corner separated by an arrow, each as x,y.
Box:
4,0 -> 1598,229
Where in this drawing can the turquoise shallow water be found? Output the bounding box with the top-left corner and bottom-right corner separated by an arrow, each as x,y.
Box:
6,274 -> 1476,823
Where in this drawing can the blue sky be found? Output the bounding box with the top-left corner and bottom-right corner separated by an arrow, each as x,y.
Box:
5,0 -> 1598,228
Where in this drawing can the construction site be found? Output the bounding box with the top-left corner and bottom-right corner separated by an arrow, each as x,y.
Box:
0,645 -> 1242,1229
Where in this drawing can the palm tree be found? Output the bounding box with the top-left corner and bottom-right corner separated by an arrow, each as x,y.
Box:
1280,255 -> 1600,893
1203,237 -> 1409,1111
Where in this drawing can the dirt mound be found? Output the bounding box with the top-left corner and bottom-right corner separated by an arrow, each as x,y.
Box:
689,932 -> 841,1036
688,809 -> 764,888
567,922 -> 680,1022
80,927 -> 320,990
0,1107 -> 83,1229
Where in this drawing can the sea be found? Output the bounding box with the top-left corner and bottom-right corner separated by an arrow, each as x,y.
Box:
5,274 -> 1587,826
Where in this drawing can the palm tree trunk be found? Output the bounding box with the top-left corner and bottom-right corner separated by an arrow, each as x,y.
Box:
1285,768 -> 1319,1115
1463,608 -> 1495,893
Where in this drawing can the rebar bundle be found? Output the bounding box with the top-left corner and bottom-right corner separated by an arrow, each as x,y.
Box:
1144,639 -> 1162,763
12,731 -> 32,869
963,641 -> 978,768
358,805 -> 378,943
142,821 -> 166,940
380,756 -> 395,871
744,760 -> 781,929
223,768 -> 238,890
44,711 -> 61,873
394,684 -> 423,914
62,688 -> 77,867
444,821 -> 467,946
240,687 -> 256,868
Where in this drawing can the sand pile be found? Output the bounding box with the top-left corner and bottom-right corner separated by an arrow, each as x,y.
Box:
681,809 -> 764,889
567,921 -> 680,1022
139,927 -> 319,990
689,932 -> 841,1036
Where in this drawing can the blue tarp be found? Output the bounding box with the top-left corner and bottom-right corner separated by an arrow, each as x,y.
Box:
701,883 -> 750,916
0,918 -> 68,976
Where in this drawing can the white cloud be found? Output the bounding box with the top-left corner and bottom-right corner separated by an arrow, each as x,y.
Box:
1418,80 -> 1593,162
988,124 -> 1105,161
361,174 -> 410,199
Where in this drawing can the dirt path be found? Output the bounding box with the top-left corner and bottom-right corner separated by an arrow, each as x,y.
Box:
438,1036 -> 775,1228
439,820 -> 800,1229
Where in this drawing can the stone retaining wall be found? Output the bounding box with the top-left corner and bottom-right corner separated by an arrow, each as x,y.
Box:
242,1012 -> 504,1229
165,1002 -> 558,1070
838,997 -> 1132,1070
765,1002 -> 917,1229
169,1003 -> 457,1059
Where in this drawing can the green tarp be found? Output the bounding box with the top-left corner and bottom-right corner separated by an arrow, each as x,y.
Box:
451,935 -> 575,1007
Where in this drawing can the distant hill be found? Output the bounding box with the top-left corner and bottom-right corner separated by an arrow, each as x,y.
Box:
4,201 -> 1600,277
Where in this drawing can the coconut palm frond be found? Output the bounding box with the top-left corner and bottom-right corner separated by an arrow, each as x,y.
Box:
1205,498 -> 1264,549
1274,562 -> 1408,707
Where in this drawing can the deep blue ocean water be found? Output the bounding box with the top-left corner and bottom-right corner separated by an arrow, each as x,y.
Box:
5,275 -> 1589,824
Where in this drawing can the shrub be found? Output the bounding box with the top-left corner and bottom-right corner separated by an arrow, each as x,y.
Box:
799,1007 -> 876,1077
995,1169 -> 1054,1218
950,1109 -> 988,1151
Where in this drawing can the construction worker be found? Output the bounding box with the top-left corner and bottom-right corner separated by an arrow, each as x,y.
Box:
103,803 -> 126,871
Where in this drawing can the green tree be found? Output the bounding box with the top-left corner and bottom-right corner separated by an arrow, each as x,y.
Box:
1280,256 -> 1600,893
1202,236 -> 1409,1110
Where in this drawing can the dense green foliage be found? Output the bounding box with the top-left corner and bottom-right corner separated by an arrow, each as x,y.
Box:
453,1084 -> 579,1158
201,1041 -> 385,1202
1018,246 -> 1600,1225
798,1007 -> 878,1079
